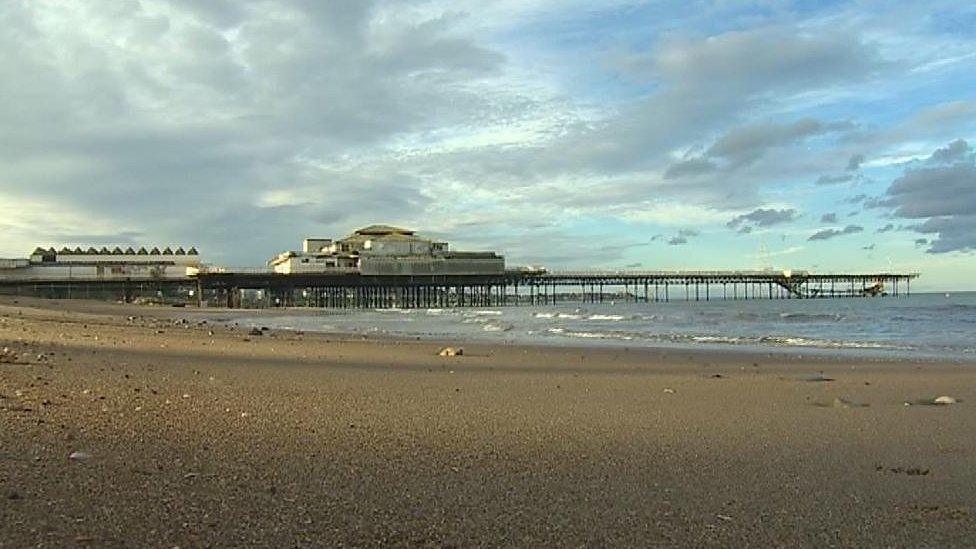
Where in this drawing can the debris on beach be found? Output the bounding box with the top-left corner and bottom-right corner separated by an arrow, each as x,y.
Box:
68,451 -> 91,462
437,347 -> 463,357
877,464 -> 930,476
816,397 -> 868,409
0,346 -> 28,365
905,395 -> 961,406
248,327 -> 264,336
663,388 -> 675,394
802,373 -> 835,382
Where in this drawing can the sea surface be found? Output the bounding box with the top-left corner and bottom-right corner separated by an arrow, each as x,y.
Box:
209,292 -> 976,361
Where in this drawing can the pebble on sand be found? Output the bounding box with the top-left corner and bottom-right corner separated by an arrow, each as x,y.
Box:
437,347 -> 463,357
68,451 -> 91,462
933,395 -> 957,405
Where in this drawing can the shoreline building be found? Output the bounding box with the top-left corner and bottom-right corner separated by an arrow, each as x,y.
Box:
0,246 -> 201,282
269,225 -> 504,276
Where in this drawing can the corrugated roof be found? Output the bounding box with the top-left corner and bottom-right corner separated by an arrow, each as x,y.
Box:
29,244 -> 200,257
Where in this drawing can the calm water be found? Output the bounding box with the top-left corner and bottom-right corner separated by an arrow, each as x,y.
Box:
209,292 -> 976,361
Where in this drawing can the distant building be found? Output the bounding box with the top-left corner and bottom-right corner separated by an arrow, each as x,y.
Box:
0,246 -> 201,281
269,225 -> 504,275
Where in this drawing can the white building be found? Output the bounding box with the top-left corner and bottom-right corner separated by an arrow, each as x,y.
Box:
0,246 -> 201,282
269,225 -> 504,275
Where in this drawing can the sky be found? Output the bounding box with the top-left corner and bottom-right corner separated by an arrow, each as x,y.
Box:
0,1 -> 974,290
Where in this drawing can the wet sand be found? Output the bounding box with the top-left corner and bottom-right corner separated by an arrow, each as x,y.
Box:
1,297 -> 975,547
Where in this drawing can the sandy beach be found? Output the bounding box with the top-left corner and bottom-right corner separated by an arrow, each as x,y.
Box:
1,297 -> 975,547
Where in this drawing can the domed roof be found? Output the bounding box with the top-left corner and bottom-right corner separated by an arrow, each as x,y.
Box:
354,224 -> 415,236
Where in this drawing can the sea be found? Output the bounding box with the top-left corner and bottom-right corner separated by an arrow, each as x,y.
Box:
205,292 -> 976,361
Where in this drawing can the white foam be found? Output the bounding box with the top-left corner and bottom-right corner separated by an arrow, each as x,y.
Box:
587,314 -> 626,321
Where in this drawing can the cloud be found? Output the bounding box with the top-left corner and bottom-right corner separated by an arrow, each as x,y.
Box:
727,208 -> 799,231
531,24 -> 887,210
816,174 -> 855,185
808,224 -> 864,241
0,0 -> 512,263
846,153 -> 865,171
877,223 -> 895,233
0,1 -> 967,271
821,213 -> 838,223
862,243 -> 875,251
666,228 -> 700,246
706,119 -> 854,168
664,118 -> 857,190
914,238 -> 929,247
873,139 -> 976,253
928,139 -> 972,164
663,157 -> 717,179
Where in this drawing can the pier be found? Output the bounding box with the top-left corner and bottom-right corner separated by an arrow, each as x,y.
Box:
190,270 -> 919,309
0,270 -> 918,308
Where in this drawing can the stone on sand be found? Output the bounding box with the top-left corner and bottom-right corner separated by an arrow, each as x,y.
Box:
438,347 -> 463,357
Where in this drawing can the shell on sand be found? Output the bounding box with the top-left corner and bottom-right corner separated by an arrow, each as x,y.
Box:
933,395 -> 957,405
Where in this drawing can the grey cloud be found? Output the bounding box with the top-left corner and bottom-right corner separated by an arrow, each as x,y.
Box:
0,1 -> 508,264
862,243 -> 875,251
666,118 -> 856,182
874,140 -> 976,253
914,238 -> 929,247
0,6 -> 908,265
665,228 -> 700,246
821,213 -> 838,223
846,153 -> 865,171
808,224 -> 864,241
529,25 -> 887,209
928,139 -> 973,165
844,194 -> 870,205
649,27 -> 886,96
663,157 -> 717,179
816,174 -> 855,185
727,208 -> 799,230
707,119 -> 853,167
877,223 -> 895,233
